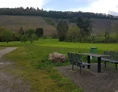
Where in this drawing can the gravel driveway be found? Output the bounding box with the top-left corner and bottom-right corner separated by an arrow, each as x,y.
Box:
0,47 -> 31,92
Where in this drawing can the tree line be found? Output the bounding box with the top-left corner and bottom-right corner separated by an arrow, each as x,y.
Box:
56,17 -> 92,42
0,7 -> 117,20
0,16 -> 118,43
0,27 -> 44,43
56,17 -> 118,43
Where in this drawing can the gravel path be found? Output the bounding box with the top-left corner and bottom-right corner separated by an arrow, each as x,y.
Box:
56,64 -> 118,92
0,47 -> 31,92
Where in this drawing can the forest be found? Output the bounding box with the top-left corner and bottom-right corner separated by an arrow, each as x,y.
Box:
0,7 -> 117,20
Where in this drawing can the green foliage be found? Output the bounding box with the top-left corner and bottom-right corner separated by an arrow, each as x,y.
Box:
12,33 -> 21,41
76,17 -> 92,38
21,34 -> 28,42
57,21 -> 68,41
25,29 -> 35,43
104,29 -> 110,43
32,33 -> 39,40
25,29 -> 34,38
67,25 -> 80,42
19,27 -> 24,35
0,30 -> 13,43
116,31 -> 118,43
35,28 -> 44,37
0,7 -> 116,20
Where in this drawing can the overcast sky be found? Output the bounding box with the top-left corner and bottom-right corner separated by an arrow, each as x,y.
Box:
0,0 -> 118,16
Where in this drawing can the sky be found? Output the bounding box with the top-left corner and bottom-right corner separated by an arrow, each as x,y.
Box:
0,0 -> 118,16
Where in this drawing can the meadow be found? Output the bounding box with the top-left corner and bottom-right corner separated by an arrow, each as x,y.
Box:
1,39 -> 118,92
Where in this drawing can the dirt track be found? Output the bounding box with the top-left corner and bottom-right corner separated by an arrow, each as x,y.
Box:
0,47 -> 31,92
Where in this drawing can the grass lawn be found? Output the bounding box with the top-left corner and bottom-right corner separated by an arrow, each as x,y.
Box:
1,39 -> 118,92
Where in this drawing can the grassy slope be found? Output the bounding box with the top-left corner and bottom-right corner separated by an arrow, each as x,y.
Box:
44,17 -> 118,35
91,18 -> 114,34
0,15 -> 56,36
1,15 -> 118,36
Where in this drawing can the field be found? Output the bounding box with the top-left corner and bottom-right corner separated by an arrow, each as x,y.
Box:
0,15 -> 56,36
1,39 -> 118,92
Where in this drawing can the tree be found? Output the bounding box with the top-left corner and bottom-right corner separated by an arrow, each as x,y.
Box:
21,34 -> 27,42
1,30 -> 13,43
116,31 -> 118,43
25,29 -> 36,43
12,33 -> 21,41
19,27 -> 24,35
35,28 -> 43,37
25,29 -> 34,38
104,28 -> 110,43
0,28 -> 6,42
76,17 -> 92,38
111,22 -> 118,43
67,25 -> 80,42
31,33 -> 39,42
56,21 -> 68,41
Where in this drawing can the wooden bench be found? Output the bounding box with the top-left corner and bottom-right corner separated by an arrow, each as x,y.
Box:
101,51 -> 118,70
67,52 -> 90,74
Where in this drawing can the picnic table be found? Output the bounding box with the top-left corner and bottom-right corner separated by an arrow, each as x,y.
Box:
101,51 -> 118,70
81,53 -> 109,73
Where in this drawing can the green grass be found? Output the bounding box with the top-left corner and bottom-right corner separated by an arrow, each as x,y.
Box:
1,38 -> 118,92
37,39 -> 118,52
0,41 -> 31,47
4,44 -> 83,92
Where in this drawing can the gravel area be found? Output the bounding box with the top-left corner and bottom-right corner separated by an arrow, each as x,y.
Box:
56,63 -> 118,92
0,47 -> 31,92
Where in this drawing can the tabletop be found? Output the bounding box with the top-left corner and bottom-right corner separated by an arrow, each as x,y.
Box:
81,53 -> 110,58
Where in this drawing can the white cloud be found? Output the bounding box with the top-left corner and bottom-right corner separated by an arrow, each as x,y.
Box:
84,0 -> 118,14
69,0 -> 118,15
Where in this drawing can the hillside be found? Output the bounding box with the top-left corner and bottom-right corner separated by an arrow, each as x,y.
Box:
0,15 -> 118,36
0,15 -> 56,36
45,17 -> 118,35
91,18 -> 118,34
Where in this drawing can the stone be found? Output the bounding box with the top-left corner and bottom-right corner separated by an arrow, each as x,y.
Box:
48,52 -> 66,62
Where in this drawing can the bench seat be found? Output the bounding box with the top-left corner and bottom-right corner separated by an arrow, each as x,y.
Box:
68,52 -> 90,74
101,57 -> 118,70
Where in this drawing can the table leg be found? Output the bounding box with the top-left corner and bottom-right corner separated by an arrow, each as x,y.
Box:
98,57 -> 101,73
87,55 -> 90,69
